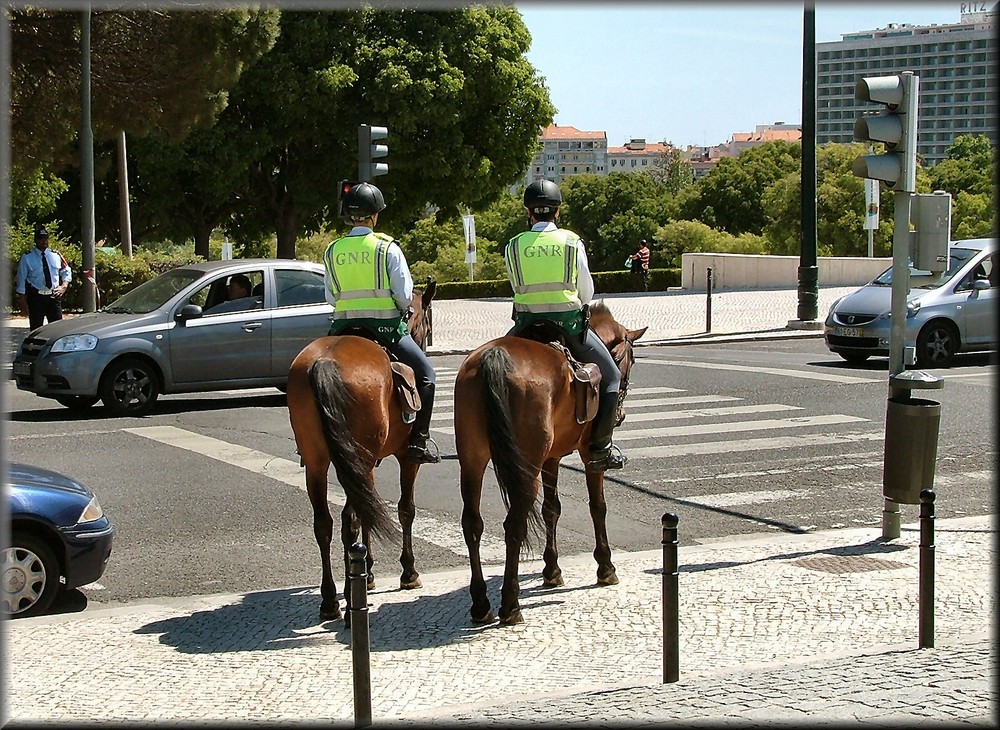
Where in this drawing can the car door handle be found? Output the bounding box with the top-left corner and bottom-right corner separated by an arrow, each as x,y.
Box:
242,322 -> 263,332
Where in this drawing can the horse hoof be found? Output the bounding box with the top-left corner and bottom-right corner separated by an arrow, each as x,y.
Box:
542,574 -> 564,588
367,580 -> 376,591
320,606 -> 342,621
399,577 -> 422,590
472,609 -> 495,624
499,609 -> 523,626
597,572 -> 619,586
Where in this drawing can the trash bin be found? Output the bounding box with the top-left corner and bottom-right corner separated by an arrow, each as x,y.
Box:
882,396 -> 942,505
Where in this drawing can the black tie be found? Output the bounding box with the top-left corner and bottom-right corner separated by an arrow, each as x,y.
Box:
42,251 -> 53,289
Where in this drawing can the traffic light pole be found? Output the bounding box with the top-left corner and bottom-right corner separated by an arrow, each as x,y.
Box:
888,191 -> 912,381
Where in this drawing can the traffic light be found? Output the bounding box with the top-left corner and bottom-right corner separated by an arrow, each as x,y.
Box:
852,72 -> 918,193
358,124 -> 388,182
337,179 -> 355,218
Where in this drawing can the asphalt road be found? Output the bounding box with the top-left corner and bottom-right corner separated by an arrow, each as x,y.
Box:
4,337 -> 996,615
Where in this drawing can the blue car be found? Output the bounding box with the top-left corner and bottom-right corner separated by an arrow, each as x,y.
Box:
4,463 -> 114,617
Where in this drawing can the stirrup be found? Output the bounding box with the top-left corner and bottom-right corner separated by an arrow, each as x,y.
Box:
407,437 -> 440,464
588,444 -> 627,472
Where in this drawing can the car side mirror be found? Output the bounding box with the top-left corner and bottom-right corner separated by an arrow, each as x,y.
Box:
972,279 -> 990,291
176,304 -> 203,322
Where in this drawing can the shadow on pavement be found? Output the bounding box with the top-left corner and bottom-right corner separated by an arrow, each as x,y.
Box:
8,393 -> 288,422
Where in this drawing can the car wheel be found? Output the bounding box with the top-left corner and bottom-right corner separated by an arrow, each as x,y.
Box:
916,321 -> 959,368
55,395 -> 99,412
3,532 -> 61,618
838,352 -> 870,364
99,358 -> 161,416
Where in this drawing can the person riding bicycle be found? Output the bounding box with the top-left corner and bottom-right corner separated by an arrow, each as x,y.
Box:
503,179 -> 627,472
322,181 -> 439,464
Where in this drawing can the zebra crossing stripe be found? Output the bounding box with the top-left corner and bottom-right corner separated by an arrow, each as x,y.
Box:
623,430 -> 884,458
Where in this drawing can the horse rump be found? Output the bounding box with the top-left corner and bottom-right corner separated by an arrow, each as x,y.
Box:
307,358 -> 396,539
479,346 -> 543,544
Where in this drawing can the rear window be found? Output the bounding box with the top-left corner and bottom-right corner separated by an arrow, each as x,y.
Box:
275,269 -> 327,307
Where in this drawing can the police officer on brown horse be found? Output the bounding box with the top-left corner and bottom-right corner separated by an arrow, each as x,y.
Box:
504,179 -> 627,472
322,181 -> 439,464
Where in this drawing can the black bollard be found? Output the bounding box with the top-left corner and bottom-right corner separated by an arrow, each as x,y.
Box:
918,489 -> 935,649
705,268 -> 713,333
661,512 -> 679,683
349,543 -> 372,727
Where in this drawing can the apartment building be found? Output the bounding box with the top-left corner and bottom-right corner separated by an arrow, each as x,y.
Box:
815,4 -> 998,166
522,124 -> 608,186
607,138 -> 675,174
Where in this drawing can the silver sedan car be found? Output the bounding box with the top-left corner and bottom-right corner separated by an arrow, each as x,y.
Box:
824,237 -> 997,367
12,259 -> 332,415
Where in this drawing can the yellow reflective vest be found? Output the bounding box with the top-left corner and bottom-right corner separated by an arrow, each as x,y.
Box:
323,231 -> 400,320
505,228 -> 583,314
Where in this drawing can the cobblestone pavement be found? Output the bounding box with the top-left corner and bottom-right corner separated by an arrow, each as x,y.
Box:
3,515 -> 995,726
424,286 -> 858,353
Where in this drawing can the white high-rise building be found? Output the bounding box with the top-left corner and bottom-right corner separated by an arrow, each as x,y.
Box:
816,4 -> 998,166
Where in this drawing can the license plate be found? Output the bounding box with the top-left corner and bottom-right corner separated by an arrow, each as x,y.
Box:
835,326 -> 863,338
12,361 -> 31,376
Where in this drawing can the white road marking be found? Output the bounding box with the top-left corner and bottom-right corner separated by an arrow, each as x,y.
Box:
681,489 -> 810,508
619,403 -> 801,424
615,413 -> 866,441
640,357 -> 883,384
623,429 -> 884,458
123,426 -> 507,563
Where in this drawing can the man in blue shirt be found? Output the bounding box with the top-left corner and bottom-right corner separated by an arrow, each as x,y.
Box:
16,228 -> 72,330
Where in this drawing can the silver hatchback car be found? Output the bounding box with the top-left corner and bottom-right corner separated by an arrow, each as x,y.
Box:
824,237 -> 997,367
12,259 -> 332,415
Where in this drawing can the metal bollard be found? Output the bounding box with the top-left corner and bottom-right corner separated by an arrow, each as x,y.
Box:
349,543 -> 372,727
918,489 -> 935,649
705,268 -> 713,333
661,512 -> 679,683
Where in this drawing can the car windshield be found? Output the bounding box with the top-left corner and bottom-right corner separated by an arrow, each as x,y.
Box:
871,247 -> 981,289
102,269 -> 206,314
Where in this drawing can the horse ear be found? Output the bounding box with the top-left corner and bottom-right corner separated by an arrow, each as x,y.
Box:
422,278 -> 437,307
627,326 -> 648,343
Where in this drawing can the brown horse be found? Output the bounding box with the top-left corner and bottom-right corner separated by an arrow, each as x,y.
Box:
286,281 -> 436,621
454,302 -> 647,625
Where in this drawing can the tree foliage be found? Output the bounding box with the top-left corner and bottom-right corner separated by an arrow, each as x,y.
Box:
198,7 -> 554,258
8,8 -> 280,172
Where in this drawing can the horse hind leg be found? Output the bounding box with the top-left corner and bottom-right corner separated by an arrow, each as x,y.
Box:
460,462 -> 493,624
540,459 -> 564,588
397,460 -> 422,589
306,462 -> 341,621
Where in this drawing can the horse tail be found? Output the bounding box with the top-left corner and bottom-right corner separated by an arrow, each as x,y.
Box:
307,358 -> 395,539
479,347 -> 543,544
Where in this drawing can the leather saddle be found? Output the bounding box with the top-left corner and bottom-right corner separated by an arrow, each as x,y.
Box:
517,321 -> 601,425
334,325 -> 420,423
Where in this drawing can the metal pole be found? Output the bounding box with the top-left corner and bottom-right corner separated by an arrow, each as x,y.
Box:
705,268 -> 713,333
80,6 -> 97,312
918,489 -> 935,649
797,1 -> 819,323
349,543 -> 372,727
117,130 -> 133,258
661,512 -> 679,684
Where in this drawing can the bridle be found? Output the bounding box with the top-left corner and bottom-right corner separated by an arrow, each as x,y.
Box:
609,336 -> 635,427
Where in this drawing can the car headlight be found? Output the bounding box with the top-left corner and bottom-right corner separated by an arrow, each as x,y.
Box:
50,334 -> 98,353
78,496 -> 105,523
907,300 -> 922,317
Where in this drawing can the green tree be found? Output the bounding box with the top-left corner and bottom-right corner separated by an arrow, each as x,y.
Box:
680,141 -> 801,236
649,144 -> 693,194
559,173 -> 672,271
216,7 -> 553,259
9,8 -> 280,173
927,134 -> 997,197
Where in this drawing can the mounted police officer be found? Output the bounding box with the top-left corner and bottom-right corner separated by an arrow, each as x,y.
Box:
504,179 -> 627,472
322,182 -> 439,464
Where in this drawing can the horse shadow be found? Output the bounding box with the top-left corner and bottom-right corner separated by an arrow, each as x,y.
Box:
132,570 -> 595,655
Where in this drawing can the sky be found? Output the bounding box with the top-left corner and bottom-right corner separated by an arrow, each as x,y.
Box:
516,2 -> 964,149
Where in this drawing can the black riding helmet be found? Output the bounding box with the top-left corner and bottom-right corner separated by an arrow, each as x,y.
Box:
342,182 -> 386,218
523,179 -> 562,212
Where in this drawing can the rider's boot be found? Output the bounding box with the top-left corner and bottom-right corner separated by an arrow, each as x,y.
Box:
587,391 -> 627,472
407,383 -> 440,464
